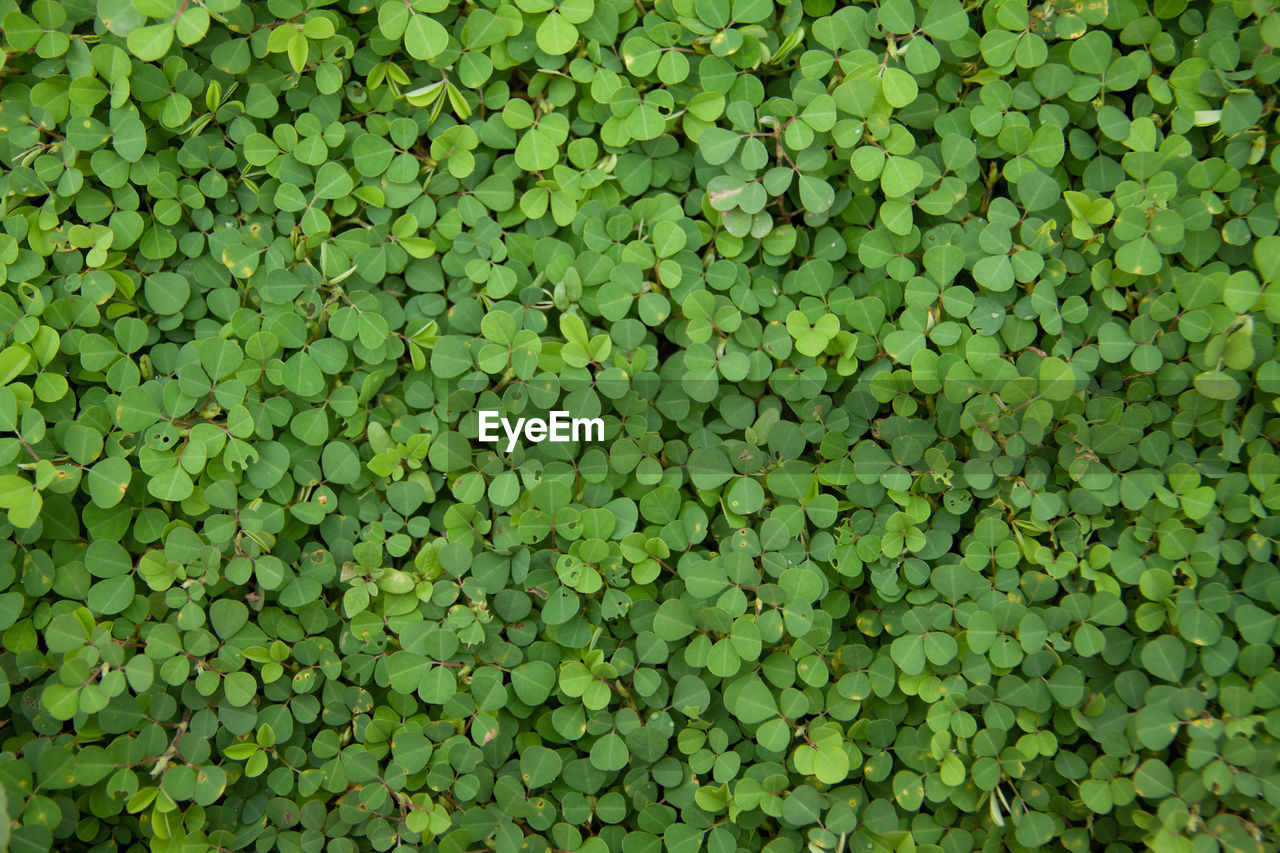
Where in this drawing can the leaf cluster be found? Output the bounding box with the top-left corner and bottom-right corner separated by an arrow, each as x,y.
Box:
2,1 -> 1280,853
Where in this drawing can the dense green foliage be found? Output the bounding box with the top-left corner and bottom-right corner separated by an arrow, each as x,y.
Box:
2,0 -> 1280,852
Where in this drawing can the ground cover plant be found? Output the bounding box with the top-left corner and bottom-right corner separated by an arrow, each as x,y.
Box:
2,0 -> 1280,851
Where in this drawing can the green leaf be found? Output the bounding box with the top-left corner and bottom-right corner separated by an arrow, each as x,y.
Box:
1193,370 -> 1241,400
1141,635 -> 1187,682
144,272 -> 190,315
87,576 -> 135,615
798,175 -> 834,213
322,441 -> 362,484
404,14 -> 448,60
515,127 -> 559,171
1038,356 -> 1077,401
727,675 -> 777,724
520,745 -> 562,789
127,23 -> 174,61
921,0 -> 969,40
699,127 -> 741,165
314,162 -> 354,199
1115,237 -> 1161,276
881,68 -> 918,108
511,661 -> 555,705
223,671 -> 257,706
881,156 -> 922,197
42,683 -> 81,720
536,11 -> 578,55
87,458 -> 132,508
0,347 -> 31,385
148,467 -> 194,502
891,634 -> 927,675
589,733 -> 629,771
